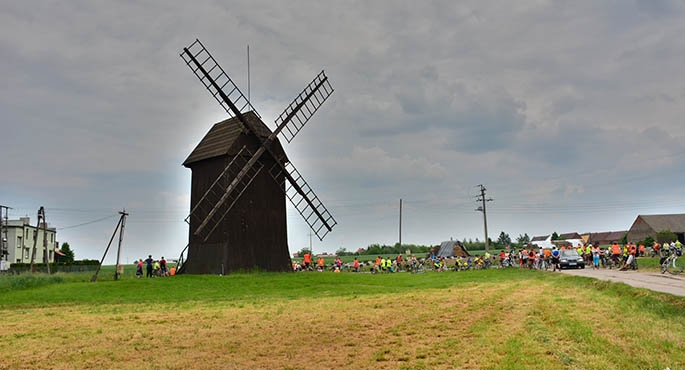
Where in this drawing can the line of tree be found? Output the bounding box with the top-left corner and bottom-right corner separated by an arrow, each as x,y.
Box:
462,232 -> 531,251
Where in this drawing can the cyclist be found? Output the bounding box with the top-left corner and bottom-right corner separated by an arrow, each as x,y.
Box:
527,249 -> 536,269
610,242 -> 621,269
551,246 -> 560,271
591,245 -> 600,269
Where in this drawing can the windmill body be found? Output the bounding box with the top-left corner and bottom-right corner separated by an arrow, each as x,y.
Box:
183,112 -> 291,273
178,39 -> 336,274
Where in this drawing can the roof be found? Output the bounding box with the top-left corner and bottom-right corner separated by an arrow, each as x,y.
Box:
531,235 -> 549,242
183,111 -> 275,167
559,232 -> 581,240
436,240 -> 469,257
636,214 -> 685,233
586,231 -> 627,244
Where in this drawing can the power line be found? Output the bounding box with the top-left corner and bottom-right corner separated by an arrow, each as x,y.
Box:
58,214 -> 119,230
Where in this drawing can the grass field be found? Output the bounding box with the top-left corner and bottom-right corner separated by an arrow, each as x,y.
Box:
1,268 -> 683,369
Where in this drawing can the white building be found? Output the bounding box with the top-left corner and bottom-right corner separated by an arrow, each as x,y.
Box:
2,217 -> 58,265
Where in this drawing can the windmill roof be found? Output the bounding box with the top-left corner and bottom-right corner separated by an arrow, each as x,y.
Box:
636,214 -> 685,233
183,111 -> 276,167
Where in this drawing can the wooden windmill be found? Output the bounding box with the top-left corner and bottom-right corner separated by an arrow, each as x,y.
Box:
179,39 -> 336,274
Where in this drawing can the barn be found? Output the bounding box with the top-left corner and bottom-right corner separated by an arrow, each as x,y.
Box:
626,214 -> 685,244
182,112 -> 292,274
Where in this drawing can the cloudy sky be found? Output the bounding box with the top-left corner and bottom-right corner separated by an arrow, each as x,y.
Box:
2,1 -> 685,263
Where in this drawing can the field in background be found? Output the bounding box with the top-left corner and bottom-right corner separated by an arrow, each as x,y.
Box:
1,269 -> 683,369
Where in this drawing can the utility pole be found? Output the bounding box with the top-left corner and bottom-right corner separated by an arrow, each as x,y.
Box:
398,198 -> 402,250
41,208 -> 49,274
308,231 -> 314,256
29,207 -> 46,273
475,185 -> 493,253
114,209 -> 128,281
92,210 -> 127,282
0,205 -> 11,263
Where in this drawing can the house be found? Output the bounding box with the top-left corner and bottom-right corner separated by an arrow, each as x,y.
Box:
626,214 -> 685,243
529,235 -> 554,249
1,217 -> 58,265
530,233 -> 583,249
586,231 -> 628,246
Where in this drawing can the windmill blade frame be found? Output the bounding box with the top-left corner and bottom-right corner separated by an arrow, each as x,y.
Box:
274,71 -> 334,143
181,39 -> 336,242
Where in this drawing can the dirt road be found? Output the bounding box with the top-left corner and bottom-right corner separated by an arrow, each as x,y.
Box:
558,267 -> 685,297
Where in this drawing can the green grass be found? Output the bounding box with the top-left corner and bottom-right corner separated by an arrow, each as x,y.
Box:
1,268 -> 683,369
1,268 -> 682,314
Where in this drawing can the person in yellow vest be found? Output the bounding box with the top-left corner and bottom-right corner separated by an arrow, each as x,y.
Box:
583,245 -> 591,264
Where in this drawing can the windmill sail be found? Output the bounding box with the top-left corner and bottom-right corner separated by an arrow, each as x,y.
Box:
268,161 -> 337,240
185,145 -> 264,241
275,71 -> 334,143
180,39 -> 260,127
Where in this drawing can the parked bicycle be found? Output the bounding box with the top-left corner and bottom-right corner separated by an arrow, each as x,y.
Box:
660,247 -> 683,275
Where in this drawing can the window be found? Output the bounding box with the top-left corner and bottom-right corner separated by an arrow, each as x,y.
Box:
24,248 -> 29,259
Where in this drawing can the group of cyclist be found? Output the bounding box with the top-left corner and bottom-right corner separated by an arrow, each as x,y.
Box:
294,240 -> 683,274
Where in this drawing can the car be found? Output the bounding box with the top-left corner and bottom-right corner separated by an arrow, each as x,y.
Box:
559,249 -> 585,269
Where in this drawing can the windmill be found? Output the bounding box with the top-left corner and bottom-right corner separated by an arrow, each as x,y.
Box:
179,39 -> 337,274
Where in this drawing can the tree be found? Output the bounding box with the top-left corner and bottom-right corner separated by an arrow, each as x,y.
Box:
296,248 -> 311,257
497,231 -> 511,247
335,247 -> 352,256
551,232 -> 560,241
620,233 -> 628,245
642,236 -> 655,247
59,242 -> 75,263
516,233 -> 530,246
656,230 -> 677,244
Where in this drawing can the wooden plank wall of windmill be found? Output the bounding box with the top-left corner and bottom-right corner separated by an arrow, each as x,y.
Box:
185,134 -> 292,274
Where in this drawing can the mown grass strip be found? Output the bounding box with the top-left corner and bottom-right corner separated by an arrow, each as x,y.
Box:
0,269 -> 682,370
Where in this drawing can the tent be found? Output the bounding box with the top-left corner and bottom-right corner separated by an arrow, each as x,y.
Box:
436,240 -> 470,257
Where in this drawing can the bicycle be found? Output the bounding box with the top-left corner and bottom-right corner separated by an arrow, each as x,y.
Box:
411,260 -> 426,274
660,250 -> 684,275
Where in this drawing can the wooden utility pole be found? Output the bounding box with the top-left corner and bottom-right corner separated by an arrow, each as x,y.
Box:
29,207 -> 46,273
114,210 -> 128,280
475,185 -> 493,253
91,211 -> 127,282
42,208 -> 50,274
399,198 -> 402,250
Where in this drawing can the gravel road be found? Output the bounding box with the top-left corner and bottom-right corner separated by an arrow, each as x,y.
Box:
558,267 -> 685,297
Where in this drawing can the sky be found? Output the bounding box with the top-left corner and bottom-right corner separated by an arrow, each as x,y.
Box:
2,1 -> 685,264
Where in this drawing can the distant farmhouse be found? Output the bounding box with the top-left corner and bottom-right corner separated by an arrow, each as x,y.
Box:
530,235 -> 553,249
2,217 -> 59,264
529,233 -> 583,249
627,214 -> 685,243
585,231 -> 628,246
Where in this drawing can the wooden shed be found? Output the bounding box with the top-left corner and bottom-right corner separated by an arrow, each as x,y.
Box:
182,111 -> 292,274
